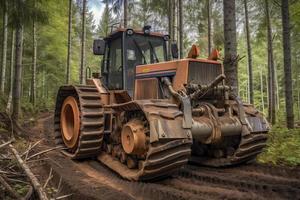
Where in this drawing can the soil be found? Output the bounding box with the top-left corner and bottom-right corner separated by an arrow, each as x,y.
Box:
5,112 -> 300,200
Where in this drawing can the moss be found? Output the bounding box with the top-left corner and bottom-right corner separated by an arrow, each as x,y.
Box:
14,183 -> 30,197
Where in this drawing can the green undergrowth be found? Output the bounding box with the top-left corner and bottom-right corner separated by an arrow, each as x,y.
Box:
258,126 -> 300,167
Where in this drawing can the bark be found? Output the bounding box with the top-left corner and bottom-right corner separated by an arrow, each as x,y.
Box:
66,0 -> 72,84
244,0 -> 253,104
171,0 -> 176,42
80,0 -> 86,84
275,64 -> 280,110
207,0 -> 211,56
260,68 -> 265,113
168,0 -> 172,60
297,89 -> 300,120
281,0 -> 294,128
298,64 -> 300,120
6,30 -> 15,114
265,0 -> 276,124
223,0 -> 238,95
178,0 -> 183,58
123,0 -> 128,28
12,24 -> 23,121
30,19 -> 37,105
1,0 -> 8,93
42,66 -> 45,98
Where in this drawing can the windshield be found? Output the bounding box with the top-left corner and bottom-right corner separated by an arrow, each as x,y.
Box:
126,34 -> 166,65
124,34 -> 166,96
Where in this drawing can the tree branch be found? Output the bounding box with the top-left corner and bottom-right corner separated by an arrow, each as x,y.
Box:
8,143 -> 49,200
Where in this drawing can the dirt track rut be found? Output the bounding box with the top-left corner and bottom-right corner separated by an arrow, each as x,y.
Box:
44,154 -> 299,200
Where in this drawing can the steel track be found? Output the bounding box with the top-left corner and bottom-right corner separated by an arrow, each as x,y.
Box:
54,85 -> 104,158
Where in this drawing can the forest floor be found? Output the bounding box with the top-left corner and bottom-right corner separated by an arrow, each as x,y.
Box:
1,112 -> 300,200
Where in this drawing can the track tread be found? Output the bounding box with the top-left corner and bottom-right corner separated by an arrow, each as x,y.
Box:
54,85 -> 104,159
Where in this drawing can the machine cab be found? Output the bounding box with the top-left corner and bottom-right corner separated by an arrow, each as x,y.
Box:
93,26 -> 170,96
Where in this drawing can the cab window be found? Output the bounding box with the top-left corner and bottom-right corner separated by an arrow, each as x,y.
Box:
108,37 -> 123,89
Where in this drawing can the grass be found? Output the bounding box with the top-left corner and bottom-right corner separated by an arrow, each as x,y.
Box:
258,126 -> 300,167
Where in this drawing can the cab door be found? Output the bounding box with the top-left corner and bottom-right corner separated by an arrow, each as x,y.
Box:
106,37 -> 123,90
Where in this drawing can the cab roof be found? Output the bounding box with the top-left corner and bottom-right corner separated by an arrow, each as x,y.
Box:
104,28 -> 167,40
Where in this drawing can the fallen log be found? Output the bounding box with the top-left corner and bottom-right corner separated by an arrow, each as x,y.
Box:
8,143 -> 49,200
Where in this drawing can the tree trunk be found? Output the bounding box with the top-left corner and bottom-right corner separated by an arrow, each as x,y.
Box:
12,25 -> 23,121
265,0 -> 276,124
80,0 -> 86,84
66,0 -> 72,84
1,0 -> 8,93
123,0 -> 128,28
275,64 -> 280,110
30,20 -> 37,105
298,88 -> 300,121
298,60 -> 300,121
244,0 -> 253,104
171,0 -> 176,41
171,0 -> 176,42
168,0 -> 172,60
281,0 -> 294,128
265,68 -> 269,107
42,66 -> 45,98
207,0 -> 211,56
178,0 -> 183,59
6,30 -> 15,114
223,0 -> 238,95
260,67 -> 265,113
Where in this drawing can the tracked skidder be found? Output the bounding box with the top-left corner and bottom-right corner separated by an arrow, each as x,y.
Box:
54,26 -> 269,181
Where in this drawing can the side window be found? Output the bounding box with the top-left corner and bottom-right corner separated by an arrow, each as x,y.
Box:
108,38 -> 123,89
155,46 -> 165,62
143,49 -> 151,64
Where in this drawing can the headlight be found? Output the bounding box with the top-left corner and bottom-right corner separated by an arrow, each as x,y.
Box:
163,35 -> 170,41
143,25 -> 151,35
126,29 -> 134,36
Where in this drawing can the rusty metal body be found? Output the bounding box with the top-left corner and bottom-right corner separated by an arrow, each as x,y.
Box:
54,28 -> 268,181
55,79 -> 192,181
135,58 -> 269,166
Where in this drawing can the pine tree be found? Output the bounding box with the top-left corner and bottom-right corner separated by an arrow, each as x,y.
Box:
207,0 -> 211,55
66,0 -> 72,84
97,1 -> 112,37
244,0 -> 254,104
123,0 -> 127,27
80,0 -> 87,84
30,0 -> 37,105
12,19 -> 23,121
223,0 -> 238,94
178,0 -> 183,58
6,30 -> 15,114
265,0 -> 276,124
1,0 -> 8,93
281,0 -> 294,128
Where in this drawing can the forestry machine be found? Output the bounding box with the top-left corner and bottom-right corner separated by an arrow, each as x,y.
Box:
54,26 -> 269,181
